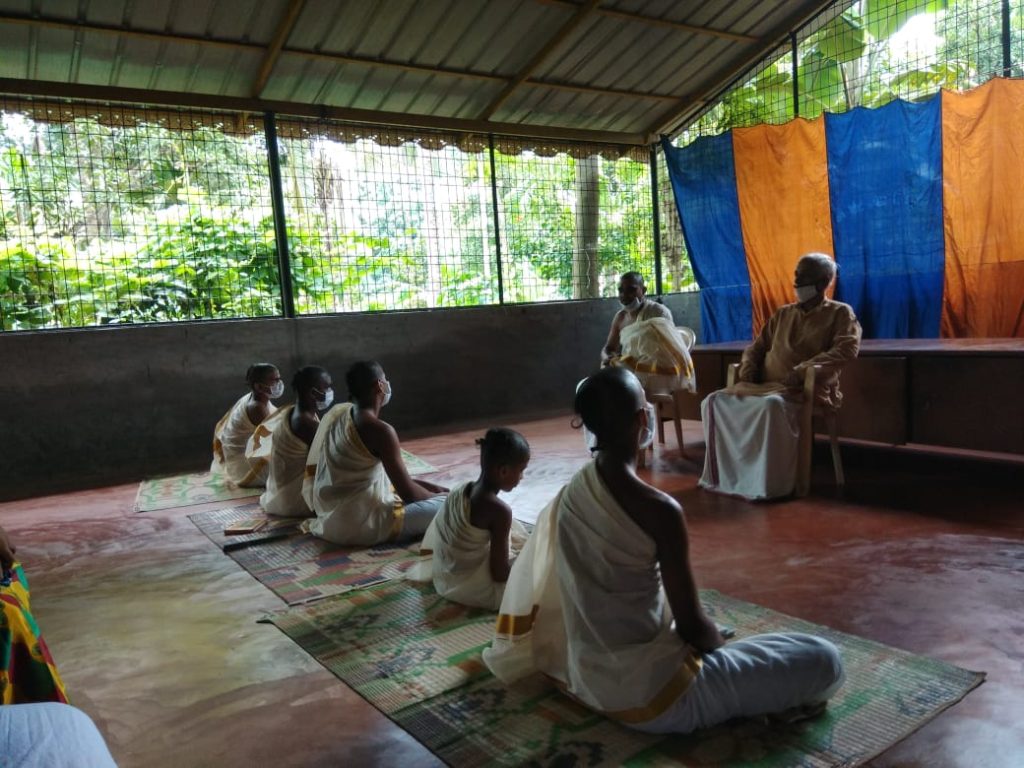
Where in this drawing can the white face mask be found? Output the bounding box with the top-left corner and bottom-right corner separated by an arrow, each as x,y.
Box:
314,388 -> 334,410
795,285 -> 819,303
267,380 -> 285,400
622,296 -> 642,312
381,379 -> 392,407
639,402 -> 656,449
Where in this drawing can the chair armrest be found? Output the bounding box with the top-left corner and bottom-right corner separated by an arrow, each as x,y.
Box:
676,326 -> 696,351
803,364 -> 821,403
726,363 -> 740,387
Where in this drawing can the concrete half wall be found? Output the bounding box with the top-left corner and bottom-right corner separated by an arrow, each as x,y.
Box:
0,294 -> 700,501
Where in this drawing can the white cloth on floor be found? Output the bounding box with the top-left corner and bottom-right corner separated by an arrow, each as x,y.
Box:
410,481 -> 529,610
258,405 -> 312,517
699,388 -> 801,500
210,393 -> 274,487
634,632 -> 845,734
484,461 -> 703,724
0,702 -> 118,767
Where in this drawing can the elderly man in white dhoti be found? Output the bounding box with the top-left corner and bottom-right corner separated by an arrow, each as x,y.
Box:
484,367 -> 844,734
253,365 -> 334,517
700,253 -> 861,500
210,363 -> 282,487
602,271 -> 695,394
303,361 -> 448,546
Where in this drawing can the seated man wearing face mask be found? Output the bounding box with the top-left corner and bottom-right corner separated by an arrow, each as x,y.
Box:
699,253 -> 861,500
211,363 -> 282,487
602,272 -> 695,394
304,361 -> 448,546
255,365 -> 334,517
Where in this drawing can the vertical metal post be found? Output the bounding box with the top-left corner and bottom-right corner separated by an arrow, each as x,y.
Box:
488,134 -> 505,305
649,144 -> 663,297
1002,0 -> 1012,77
791,31 -> 800,119
264,112 -> 295,318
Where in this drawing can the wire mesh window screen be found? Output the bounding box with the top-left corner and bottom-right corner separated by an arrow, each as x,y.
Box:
674,0 -> 1017,142
654,147 -> 697,294
1014,0 -> 1024,74
798,0 -> 1007,119
0,98 -> 278,331
936,0 -> 1011,84
275,122 -> 498,313
493,145 -> 655,303
676,46 -> 795,146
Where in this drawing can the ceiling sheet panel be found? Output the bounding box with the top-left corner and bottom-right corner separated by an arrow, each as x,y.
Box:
300,0 -> 377,55
441,0 -> 522,72
28,27 -> 75,82
267,54 -> 337,103
0,0 -> 34,14
0,25 -> 28,78
484,1 -> 574,75
348,0 -> 418,58
413,0 -> 488,67
0,0 -> 843,139
186,45 -> 255,95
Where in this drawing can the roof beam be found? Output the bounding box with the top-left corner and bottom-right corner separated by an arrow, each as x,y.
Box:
0,77 -> 648,146
536,0 -> 758,43
0,13 -> 679,103
252,0 -> 307,98
477,0 -> 601,121
642,0 -> 840,140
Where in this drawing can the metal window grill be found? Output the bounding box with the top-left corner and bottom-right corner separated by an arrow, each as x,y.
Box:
677,46 -> 796,146
654,146 -> 697,295
493,140 -> 655,303
1014,0 -> 1024,75
798,0 -> 1007,118
275,120 -> 499,314
0,97 -> 277,331
675,0 -> 1017,142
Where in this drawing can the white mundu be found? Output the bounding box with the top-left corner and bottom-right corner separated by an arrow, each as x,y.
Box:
303,402 -> 403,546
618,315 -> 696,393
700,383 -> 801,500
258,405 -> 312,517
484,461 -> 703,723
484,461 -> 844,733
211,394 -> 275,487
410,481 -> 528,610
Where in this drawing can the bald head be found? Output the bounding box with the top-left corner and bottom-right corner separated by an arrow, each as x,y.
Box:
796,253 -> 836,285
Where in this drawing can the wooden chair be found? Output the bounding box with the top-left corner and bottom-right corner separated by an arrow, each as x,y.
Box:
725,363 -> 844,496
639,326 -> 698,466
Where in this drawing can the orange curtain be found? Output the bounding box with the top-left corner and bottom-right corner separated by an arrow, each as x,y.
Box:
941,79 -> 1024,337
733,117 -> 835,336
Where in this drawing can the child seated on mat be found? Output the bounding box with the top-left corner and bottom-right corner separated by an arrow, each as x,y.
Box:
411,428 -> 531,610
259,365 -> 334,517
211,363 -> 282,488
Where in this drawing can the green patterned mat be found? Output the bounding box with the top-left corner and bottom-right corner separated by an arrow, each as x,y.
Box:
401,448 -> 439,476
229,534 -> 424,605
136,449 -> 436,513
135,472 -> 260,512
264,582 -> 983,767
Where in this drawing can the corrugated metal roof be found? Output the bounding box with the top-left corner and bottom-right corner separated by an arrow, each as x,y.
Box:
0,0 -> 844,143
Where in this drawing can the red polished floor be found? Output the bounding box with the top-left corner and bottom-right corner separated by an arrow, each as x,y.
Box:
2,415 -> 1021,767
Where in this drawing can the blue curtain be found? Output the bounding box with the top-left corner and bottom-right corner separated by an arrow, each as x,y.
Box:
661,136 -> 752,343
825,97 -> 945,338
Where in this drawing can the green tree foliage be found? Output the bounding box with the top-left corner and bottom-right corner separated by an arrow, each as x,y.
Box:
678,0 -> 1016,139
1,111 -> 660,331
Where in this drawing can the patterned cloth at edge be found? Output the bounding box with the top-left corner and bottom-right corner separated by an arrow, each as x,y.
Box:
1,564 -> 69,705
